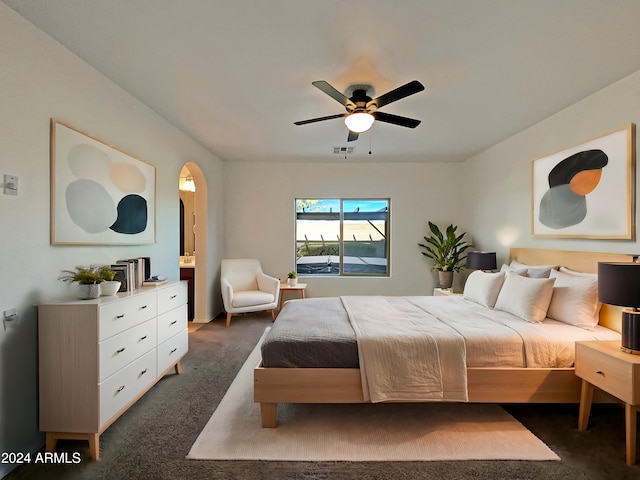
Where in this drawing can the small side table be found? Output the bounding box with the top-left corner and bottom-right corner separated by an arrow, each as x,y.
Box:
279,283 -> 307,310
575,340 -> 640,465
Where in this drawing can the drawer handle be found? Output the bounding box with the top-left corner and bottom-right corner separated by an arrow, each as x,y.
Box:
140,335 -> 147,341
116,385 -> 125,393
140,305 -> 148,310
170,294 -> 177,299
116,314 -> 125,319
116,347 -> 126,354
170,320 -> 177,326
596,370 -> 604,375
170,347 -> 177,354
140,368 -> 148,375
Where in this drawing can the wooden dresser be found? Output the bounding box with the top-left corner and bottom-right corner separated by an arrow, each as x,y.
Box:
38,281 -> 188,460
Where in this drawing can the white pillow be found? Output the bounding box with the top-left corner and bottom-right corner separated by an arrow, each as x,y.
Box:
509,259 -> 557,278
463,271 -> 506,308
548,269 -> 600,330
500,264 -> 528,276
559,266 -> 598,278
494,273 -> 556,323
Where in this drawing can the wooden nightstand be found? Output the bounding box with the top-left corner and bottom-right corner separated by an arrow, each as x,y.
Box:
575,341 -> 640,465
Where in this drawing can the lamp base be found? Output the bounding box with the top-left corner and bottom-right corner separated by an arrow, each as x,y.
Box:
621,309 -> 640,355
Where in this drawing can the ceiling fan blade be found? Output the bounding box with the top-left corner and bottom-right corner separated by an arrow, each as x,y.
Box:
369,80 -> 425,109
347,130 -> 359,142
373,111 -> 421,128
312,80 -> 354,108
294,113 -> 347,126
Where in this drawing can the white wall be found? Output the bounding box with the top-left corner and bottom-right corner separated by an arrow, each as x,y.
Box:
224,161 -> 467,297
0,5 -> 224,476
462,69 -> 640,264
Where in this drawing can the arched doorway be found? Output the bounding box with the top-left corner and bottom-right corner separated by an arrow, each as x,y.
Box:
179,163 -> 207,322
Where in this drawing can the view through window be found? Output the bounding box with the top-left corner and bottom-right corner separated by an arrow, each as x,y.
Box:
295,198 -> 389,276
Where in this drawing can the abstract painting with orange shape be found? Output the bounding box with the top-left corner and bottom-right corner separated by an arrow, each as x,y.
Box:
531,125 -> 635,239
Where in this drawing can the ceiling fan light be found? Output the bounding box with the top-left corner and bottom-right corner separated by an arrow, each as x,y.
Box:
344,112 -> 374,133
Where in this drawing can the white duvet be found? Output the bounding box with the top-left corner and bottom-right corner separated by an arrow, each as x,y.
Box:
341,295 -> 620,404
342,296 -> 467,403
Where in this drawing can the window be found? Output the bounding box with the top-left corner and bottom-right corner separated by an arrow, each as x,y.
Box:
295,198 -> 390,276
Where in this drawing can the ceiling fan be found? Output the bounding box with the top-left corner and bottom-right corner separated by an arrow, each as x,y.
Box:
294,80 -> 425,142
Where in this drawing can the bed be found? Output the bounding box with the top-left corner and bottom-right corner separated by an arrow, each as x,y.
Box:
254,248 -> 631,427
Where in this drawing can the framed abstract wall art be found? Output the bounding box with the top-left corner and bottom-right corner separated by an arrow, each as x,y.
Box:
51,119 -> 156,245
531,124 -> 635,239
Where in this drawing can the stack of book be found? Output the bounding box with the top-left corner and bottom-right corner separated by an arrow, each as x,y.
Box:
111,257 -> 151,292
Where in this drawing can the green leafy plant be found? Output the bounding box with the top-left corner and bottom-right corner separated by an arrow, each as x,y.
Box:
418,221 -> 472,272
58,265 -> 104,285
98,265 -> 117,282
287,271 -> 297,279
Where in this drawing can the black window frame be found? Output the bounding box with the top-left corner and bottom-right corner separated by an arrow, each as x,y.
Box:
295,198 -> 390,277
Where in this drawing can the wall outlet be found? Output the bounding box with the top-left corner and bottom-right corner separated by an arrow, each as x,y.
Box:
4,174 -> 18,195
3,308 -> 19,328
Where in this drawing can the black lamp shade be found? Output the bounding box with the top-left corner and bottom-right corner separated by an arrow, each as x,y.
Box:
598,262 -> 640,308
598,262 -> 640,354
466,251 -> 497,271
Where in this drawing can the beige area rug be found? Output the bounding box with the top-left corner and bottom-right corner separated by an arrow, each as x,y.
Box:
187,329 -> 560,462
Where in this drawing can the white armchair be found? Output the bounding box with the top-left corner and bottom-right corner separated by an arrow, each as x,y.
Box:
220,259 -> 280,327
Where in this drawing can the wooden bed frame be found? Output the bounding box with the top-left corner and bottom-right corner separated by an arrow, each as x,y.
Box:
254,248 -> 631,427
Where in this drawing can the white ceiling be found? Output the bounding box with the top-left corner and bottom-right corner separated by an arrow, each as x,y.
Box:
6,0 -> 640,163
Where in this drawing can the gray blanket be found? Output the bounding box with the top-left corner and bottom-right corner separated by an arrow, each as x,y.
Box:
260,297 -> 358,368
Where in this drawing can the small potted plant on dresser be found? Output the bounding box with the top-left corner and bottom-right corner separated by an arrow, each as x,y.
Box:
287,271 -> 298,286
58,265 -> 104,299
98,265 -> 121,296
418,221 -> 471,289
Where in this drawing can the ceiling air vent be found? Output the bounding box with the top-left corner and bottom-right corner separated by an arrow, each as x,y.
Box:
333,146 -> 355,155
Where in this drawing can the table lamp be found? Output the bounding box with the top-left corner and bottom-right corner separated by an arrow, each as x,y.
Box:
466,251 -> 497,272
598,262 -> 640,354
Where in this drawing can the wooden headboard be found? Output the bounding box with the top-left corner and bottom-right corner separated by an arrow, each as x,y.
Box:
508,248 -> 634,333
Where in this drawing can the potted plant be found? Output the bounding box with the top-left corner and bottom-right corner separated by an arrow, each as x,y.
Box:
98,265 -> 121,296
287,271 -> 298,286
59,265 -> 104,299
418,221 -> 472,289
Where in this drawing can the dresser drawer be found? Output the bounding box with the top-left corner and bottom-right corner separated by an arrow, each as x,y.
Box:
99,348 -> 157,426
99,291 -> 157,340
158,328 -> 188,374
157,304 -> 188,345
576,343 -> 636,404
99,319 -> 157,381
157,283 -> 187,315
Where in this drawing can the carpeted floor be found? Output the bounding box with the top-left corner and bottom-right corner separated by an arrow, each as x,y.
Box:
5,312 -> 640,480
